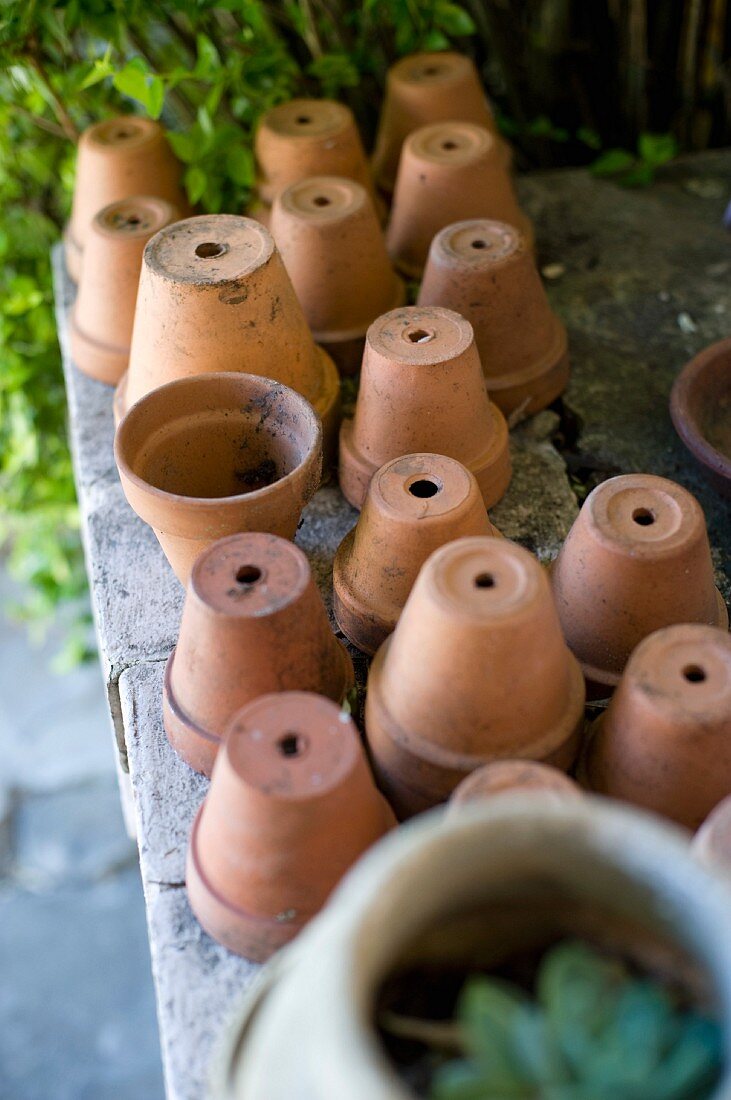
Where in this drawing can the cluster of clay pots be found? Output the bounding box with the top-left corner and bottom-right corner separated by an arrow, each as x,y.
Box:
68,50 -> 729,975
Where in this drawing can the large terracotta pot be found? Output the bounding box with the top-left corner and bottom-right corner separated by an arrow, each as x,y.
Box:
365,536 -> 585,817
114,372 -> 322,583
339,307 -> 511,510
417,218 -> 569,415
187,691 -> 396,961
115,214 -> 340,460
211,795 -> 731,1099
550,473 -> 728,697
64,115 -> 187,282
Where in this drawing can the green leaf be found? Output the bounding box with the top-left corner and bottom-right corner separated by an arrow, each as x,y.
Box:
591,148 -> 636,177
113,58 -> 164,118
225,145 -> 254,187
638,132 -> 678,167
185,165 -> 207,205
434,2 -> 476,36
78,48 -> 114,90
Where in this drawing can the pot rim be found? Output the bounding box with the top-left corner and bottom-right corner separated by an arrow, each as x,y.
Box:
671,337 -> 731,488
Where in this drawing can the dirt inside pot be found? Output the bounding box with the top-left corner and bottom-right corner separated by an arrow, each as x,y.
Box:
375,896 -> 723,1097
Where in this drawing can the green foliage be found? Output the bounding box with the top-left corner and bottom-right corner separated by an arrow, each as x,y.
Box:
592,132 -> 678,187
431,941 -> 722,1100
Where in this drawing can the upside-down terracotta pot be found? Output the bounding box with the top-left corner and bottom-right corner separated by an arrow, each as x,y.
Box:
583,624 -> 731,830
254,99 -> 378,211
372,51 -> 502,195
339,307 -> 511,510
164,532 -> 354,776
70,196 -> 179,385
270,176 -> 404,375
449,759 -> 581,810
114,372 -> 322,583
115,215 -> 340,460
694,795 -> 731,873
64,116 -> 187,282
386,123 -> 532,279
365,536 -> 586,817
550,473 -> 728,698
186,691 -> 396,960
671,336 -> 731,496
418,219 -> 569,415
333,453 -> 499,655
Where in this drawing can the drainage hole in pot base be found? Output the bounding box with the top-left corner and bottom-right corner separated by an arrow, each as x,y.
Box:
313,195 -> 331,207
295,115 -> 312,125
195,241 -> 227,259
277,732 -> 308,757
236,565 -> 262,586
405,327 -> 435,345
441,140 -> 458,151
683,664 -> 707,684
408,478 -> 441,499
474,572 -> 496,589
471,238 -> 488,250
632,507 -> 655,526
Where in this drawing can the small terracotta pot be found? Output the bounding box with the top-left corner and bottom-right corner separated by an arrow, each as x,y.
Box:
693,795 -> 731,873
550,473 -> 728,698
333,453 -> 499,655
583,624 -> 731,830
385,122 -> 532,279
254,99 -> 378,210
186,691 -> 396,960
164,532 -> 354,776
114,372 -> 322,583
671,336 -> 731,496
115,215 -> 340,460
372,51 -> 502,195
64,116 -> 187,282
270,176 -> 404,374
339,307 -> 511,510
449,760 -> 581,810
418,219 -> 569,415
70,196 -> 179,385
365,536 -> 586,817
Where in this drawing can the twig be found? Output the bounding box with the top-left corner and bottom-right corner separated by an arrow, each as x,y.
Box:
379,1011 -> 464,1053
24,47 -> 79,142
13,104 -> 68,139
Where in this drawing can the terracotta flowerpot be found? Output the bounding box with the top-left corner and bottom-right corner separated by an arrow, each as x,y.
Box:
115,215 -> 340,461
186,691 -> 396,960
671,336 -> 731,496
372,51 -> 502,195
70,196 -> 179,385
164,532 -> 354,776
211,796 -> 731,1100
114,372 -> 322,583
385,122 -> 532,279
64,116 -> 187,282
694,795 -> 731,873
418,219 -> 569,415
333,453 -> 499,655
449,759 -> 581,810
550,474 -> 728,698
583,624 -> 731,830
254,99 -> 378,211
270,176 -> 404,375
365,536 -> 585,817
339,307 -> 511,510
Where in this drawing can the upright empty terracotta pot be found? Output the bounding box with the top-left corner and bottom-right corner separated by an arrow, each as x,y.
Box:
333,452 -> 499,655
550,473 -> 728,697
583,624 -> 731,830
386,122 -> 532,278
270,176 -> 404,374
372,51 -> 501,194
339,307 -> 511,510
186,691 -> 396,960
254,99 -> 377,210
449,759 -> 581,810
116,215 -> 340,458
164,532 -> 354,776
365,536 -> 586,816
114,372 -> 322,583
418,219 -> 569,415
64,116 -> 187,282
70,196 -> 179,385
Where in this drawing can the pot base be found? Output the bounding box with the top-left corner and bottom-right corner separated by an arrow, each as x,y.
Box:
70,307 -> 129,385
163,650 -> 222,777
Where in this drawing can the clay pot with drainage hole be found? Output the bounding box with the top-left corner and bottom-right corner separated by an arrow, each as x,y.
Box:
386,122 -> 532,279
550,473 -> 728,698
164,532 -> 354,776
583,624 -> 731,830
114,372 -> 322,584
449,759 -> 581,811
418,219 -> 569,416
64,116 -> 187,282
365,536 -> 586,817
270,177 -> 404,376
339,307 -> 511,511
333,453 -> 500,655
372,51 -> 503,195
186,691 -> 396,960
115,215 -> 341,461
70,196 -> 179,385
254,99 -> 379,212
